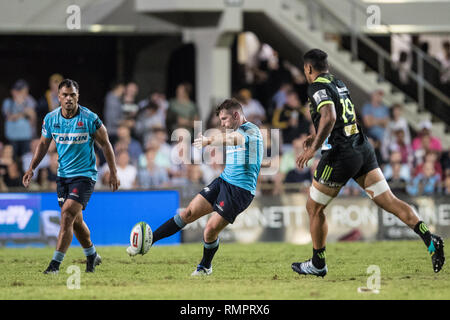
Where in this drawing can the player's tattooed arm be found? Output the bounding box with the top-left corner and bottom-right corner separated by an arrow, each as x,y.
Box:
94,125 -> 120,191
23,135 -> 52,187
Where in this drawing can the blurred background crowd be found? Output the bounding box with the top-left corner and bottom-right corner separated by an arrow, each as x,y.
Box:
1,34 -> 449,198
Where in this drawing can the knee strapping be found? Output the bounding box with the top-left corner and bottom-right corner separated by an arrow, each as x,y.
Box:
365,179 -> 390,199
309,185 -> 334,206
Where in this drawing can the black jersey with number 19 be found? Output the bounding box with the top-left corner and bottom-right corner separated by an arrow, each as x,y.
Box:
307,73 -> 362,152
307,73 -> 379,188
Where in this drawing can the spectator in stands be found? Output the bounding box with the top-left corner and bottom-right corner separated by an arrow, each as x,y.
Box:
2,79 -> 37,158
103,81 -> 125,142
412,120 -> 442,165
407,161 -> 441,196
137,146 -> 170,189
134,101 -> 165,145
438,41 -> 450,85
201,146 -> 224,185
382,104 -> 411,162
37,73 -> 63,124
386,160 -> 409,194
414,151 -> 443,180
271,81 -> 293,111
115,125 -> 143,166
340,179 -> 364,196
166,82 -> 199,138
0,144 -> 15,168
443,169 -> 450,195
21,138 -> 50,181
362,89 -> 390,142
383,151 -> 411,183
236,88 -> 266,126
272,90 -> 310,148
4,160 -> 23,189
386,127 -> 413,166
113,150 -> 137,190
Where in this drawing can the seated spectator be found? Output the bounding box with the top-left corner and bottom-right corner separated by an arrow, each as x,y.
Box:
137,147 -> 170,189
138,90 -> 169,122
121,81 -> 140,127
272,90 -> 310,147
2,79 -> 37,158
383,151 -> 411,182
115,125 -> 143,166
114,150 -> 137,190
271,81 -> 293,116
412,120 -> 442,165
406,161 -> 441,196
236,88 -> 266,126
0,144 -> 15,167
103,81 -> 125,142
21,138 -> 50,181
166,82 -> 199,138
444,169 -> 450,195
414,151 -> 443,180
362,89 -> 389,142
134,101 -> 165,145
386,160 -> 409,194
387,128 -> 413,166
4,160 -> 23,189
382,104 -> 411,162
201,147 -> 224,185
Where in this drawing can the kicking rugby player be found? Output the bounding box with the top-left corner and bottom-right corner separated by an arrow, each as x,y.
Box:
291,49 -> 445,277
128,98 -> 263,276
23,79 -> 120,274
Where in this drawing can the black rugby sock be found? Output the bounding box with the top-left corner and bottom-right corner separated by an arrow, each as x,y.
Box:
199,238 -> 220,269
413,221 -> 432,248
152,214 -> 186,244
312,247 -> 326,269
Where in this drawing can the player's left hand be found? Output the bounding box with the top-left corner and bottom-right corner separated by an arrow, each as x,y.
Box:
193,134 -> 210,149
296,149 -> 315,169
109,171 -> 120,191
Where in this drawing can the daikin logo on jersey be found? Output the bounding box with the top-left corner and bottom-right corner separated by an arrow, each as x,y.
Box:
52,133 -> 88,144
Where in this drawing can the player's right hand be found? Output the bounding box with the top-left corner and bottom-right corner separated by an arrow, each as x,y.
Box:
109,171 -> 120,192
22,169 -> 34,188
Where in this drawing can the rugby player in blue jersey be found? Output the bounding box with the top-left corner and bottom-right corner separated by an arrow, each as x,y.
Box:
128,99 -> 263,276
23,79 -> 120,274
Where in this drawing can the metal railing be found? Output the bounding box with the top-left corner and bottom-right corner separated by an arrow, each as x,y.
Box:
288,0 -> 450,120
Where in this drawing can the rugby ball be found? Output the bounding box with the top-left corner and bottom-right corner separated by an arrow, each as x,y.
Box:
128,221 -> 153,256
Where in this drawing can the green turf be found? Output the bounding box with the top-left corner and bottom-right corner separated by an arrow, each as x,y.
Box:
0,240 -> 448,300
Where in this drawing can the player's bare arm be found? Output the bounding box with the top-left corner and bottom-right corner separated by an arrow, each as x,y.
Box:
94,124 -> 120,191
193,131 -> 244,149
22,135 -> 52,188
297,103 -> 336,169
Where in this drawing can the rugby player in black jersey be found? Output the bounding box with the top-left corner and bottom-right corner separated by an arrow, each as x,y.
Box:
291,49 -> 444,277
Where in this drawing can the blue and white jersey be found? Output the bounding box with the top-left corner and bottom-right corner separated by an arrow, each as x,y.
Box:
42,105 -> 102,181
220,122 -> 263,195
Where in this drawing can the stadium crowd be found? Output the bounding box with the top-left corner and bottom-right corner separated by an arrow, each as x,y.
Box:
1,41 -> 449,197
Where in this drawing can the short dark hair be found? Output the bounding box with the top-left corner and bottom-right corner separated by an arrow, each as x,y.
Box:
303,49 -> 329,72
58,79 -> 79,92
215,98 -> 243,116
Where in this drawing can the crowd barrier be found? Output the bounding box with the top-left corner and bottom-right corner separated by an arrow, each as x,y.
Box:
1,189 -> 449,246
0,190 -> 180,246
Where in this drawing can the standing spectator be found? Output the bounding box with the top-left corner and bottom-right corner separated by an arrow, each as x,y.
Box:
437,41 -> 450,88
443,168 -> 450,195
115,125 -> 143,166
37,73 -> 63,124
272,90 -> 310,147
236,88 -> 266,126
407,161 -> 441,196
103,81 -> 125,142
166,82 -> 199,138
362,89 -> 390,142
2,79 -> 37,158
382,104 -> 411,162
121,82 -> 140,128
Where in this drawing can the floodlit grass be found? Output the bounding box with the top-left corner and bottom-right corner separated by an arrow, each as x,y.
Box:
0,240 -> 449,300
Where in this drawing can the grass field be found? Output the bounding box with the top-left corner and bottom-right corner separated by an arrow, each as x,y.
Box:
0,240 -> 449,300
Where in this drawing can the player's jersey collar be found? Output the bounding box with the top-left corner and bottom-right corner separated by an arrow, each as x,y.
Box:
60,104 -> 81,119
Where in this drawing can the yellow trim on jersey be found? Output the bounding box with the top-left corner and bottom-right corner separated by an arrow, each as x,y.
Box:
317,100 -> 334,112
314,77 -> 331,84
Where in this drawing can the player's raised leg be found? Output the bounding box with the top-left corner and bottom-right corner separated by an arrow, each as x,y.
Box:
355,168 -> 445,273
73,212 -> 101,272
191,212 -> 229,276
291,180 -> 341,277
44,199 -> 82,274
151,194 -> 214,245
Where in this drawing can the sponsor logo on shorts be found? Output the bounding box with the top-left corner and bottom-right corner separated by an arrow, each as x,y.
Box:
58,197 -> 66,202
203,187 -> 210,193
